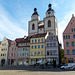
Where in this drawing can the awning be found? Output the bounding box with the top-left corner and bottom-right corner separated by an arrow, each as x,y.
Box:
18,58 -> 28,59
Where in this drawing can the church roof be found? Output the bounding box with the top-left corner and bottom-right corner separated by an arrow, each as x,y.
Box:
38,25 -> 44,29
32,8 -> 39,16
31,33 -> 47,38
47,3 -> 54,12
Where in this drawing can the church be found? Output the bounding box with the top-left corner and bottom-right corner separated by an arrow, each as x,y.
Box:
28,3 -> 58,36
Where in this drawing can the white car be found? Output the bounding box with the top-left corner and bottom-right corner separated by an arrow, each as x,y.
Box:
61,63 -> 75,70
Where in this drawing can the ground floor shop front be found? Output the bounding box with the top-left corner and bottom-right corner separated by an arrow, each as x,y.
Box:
29,58 -> 45,65
18,58 -> 29,65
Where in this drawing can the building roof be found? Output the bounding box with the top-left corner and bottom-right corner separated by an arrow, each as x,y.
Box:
31,33 -> 47,38
15,36 -> 32,43
6,38 -> 12,46
32,8 -> 39,16
38,25 -> 44,29
63,16 -> 75,34
47,3 -> 54,12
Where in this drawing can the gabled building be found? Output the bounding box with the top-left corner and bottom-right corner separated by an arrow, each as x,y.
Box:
45,33 -> 59,65
0,37 -> 12,65
8,41 -> 18,65
63,15 -> 75,63
15,36 -> 31,65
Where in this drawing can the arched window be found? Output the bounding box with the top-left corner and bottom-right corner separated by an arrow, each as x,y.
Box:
48,20 -> 51,27
32,24 -> 35,30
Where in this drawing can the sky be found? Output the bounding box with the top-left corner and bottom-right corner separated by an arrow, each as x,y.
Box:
0,0 -> 75,48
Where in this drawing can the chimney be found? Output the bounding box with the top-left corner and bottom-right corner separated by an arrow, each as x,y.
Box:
72,14 -> 74,17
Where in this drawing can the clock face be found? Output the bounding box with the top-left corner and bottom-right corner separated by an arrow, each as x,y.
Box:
48,12 -> 50,14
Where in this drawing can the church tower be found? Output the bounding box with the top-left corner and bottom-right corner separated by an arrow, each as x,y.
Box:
44,3 -> 58,35
28,8 -> 40,36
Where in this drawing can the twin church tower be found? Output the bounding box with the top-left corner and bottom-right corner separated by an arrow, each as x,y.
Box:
28,3 -> 58,36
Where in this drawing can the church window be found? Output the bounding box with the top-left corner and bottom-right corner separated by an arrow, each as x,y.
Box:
48,20 -> 51,27
32,24 -> 35,30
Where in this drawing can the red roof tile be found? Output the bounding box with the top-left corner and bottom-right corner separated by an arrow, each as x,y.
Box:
38,25 -> 44,29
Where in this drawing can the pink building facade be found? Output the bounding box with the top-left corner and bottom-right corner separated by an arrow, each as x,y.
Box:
63,15 -> 75,63
8,41 -> 18,65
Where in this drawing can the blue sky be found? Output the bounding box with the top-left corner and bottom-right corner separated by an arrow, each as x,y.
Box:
0,0 -> 75,48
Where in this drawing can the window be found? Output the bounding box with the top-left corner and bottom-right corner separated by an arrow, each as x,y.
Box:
73,35 -> 75,38
38,45 -> 40,48
50,51 -> 52,55
72,50 -> 75,55
68,35 -> 70,39
35,39 -> 37,43
67,50 -> 70,55
53,43 -> 56,47
63,36 -> 65,39
11,53 -> 13,56
32,40 -> 34,43
32,24 -> 35,30
72,29 -> 73,32
31,52 -> 33,55
35,45 -> 37,49
1,54 -> 2,56
34,51 -> 37,55
38,39 -> 40,42
72,42 -> 74,46
50,43 -> 52,47
48,20 -> 51,27
15,48 -> 16,51
41,45 -> 44,48
3,54 -> 4,56
47,43 -> 49,47
41,51 -> 43,55
47,51 -> 49,55
38,51 -> 40,54
74,29 -> 75,31
14,53 -> 16,56
49,38 -> 50,40
66,36 -> 68,39
41,39 -> 44,42
31,46 -> 33,49
48,12 -> 50,14
54,50 -> 56,55
66,42 -> 69,47
12,48 -> 13,51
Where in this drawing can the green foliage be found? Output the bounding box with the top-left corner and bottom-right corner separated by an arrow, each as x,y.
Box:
60,49 -> 65,63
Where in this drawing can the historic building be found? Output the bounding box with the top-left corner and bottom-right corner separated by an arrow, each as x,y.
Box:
45,33 -> 59,65
29,33 -> 48,65
8,41 -> 18,65
0,37 -> 12,65
63,15 -> 75,63
15,36 -> 31,65
28,3 -> 58,36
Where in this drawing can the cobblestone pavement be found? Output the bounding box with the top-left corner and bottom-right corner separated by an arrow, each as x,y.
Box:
0,66 -> 75,75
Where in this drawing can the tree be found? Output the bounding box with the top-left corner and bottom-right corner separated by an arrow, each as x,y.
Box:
60,49 -> 65,63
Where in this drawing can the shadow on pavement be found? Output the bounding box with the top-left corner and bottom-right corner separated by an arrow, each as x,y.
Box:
0,65 -> 75,72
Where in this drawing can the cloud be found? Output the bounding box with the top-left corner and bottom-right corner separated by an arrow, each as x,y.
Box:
52,1 -> 58,8
0,4 -> 28,40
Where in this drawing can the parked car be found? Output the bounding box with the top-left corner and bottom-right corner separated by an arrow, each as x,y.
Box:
61,63 -> 75,70
70,66 -> 75,70
57,63 -> 64,67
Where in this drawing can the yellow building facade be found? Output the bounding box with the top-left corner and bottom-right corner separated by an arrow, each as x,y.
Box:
29,33 -> 47,65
